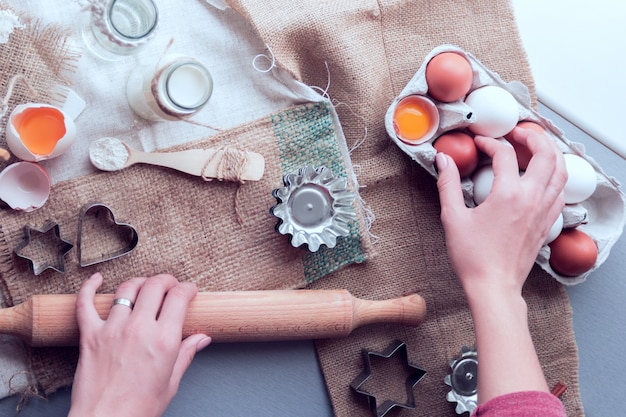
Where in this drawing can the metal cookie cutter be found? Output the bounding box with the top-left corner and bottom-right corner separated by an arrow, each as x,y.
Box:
270,166 -> 356,252
77,203 -> 139,267
350,340 -> 427,417
445,345 -> 478,415
14,221 -> 74,275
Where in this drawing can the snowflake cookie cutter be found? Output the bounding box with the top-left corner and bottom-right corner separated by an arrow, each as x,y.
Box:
13,220 -> 74,275
350,340 -> 427,417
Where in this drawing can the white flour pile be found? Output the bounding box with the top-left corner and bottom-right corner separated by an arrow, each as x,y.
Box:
89,137 -> 130,171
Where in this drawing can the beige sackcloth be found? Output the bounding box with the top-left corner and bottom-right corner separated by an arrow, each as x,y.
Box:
0,1 -> 80,399
226,0 -> 584,416
0,0 -> 584,415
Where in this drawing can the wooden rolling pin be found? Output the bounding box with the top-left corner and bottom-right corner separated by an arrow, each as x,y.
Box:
0,290 -> 426,347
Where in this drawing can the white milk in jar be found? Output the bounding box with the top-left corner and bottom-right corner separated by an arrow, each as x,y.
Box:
126,54 -> 213,121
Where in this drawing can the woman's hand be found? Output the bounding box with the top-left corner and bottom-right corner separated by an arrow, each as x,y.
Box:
436,127 -> 567,297
436,127 -> 568,404
68,273 -> 212,417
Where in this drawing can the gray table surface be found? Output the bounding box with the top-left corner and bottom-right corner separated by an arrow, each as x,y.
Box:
1,103 -> 624,416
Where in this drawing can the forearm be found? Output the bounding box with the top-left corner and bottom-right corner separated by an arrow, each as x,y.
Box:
466,283 -> 550,404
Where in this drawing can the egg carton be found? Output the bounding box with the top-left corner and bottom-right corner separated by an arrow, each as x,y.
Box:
384,44 -> 626,285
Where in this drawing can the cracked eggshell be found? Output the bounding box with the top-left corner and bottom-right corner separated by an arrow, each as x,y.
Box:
0,162 -> 51,211
386,44 -> 626,285
6,103 -> 77,162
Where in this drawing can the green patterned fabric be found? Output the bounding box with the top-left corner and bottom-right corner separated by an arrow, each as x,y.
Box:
271,101 -> 367,282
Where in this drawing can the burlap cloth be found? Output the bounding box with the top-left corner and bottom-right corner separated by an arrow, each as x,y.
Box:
225,0 -> 584,416
0,0 -> 585,415
0,99 -> 372,393
0,1 -> 79,162
0,1 -> 80,399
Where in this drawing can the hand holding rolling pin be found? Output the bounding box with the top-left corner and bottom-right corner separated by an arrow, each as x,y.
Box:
56,272 -> 426,417
68,273 -> 210,417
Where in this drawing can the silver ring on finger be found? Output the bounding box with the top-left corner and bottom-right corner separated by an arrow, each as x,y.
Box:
112,297 -> 135,310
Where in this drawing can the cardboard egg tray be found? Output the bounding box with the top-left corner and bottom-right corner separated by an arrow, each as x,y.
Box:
384,44 -> 626,285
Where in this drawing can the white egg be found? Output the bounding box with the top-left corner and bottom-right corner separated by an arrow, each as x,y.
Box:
0,162 -> 51,211
544,213 -> 563,245
6,103 -> 77,162
563,154 -> 597,204
471,164 -> 495,205
465,86 -> 519,138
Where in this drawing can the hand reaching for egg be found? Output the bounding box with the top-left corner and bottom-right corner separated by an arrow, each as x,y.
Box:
436,128 -> 567,293
385,44 -> 618,284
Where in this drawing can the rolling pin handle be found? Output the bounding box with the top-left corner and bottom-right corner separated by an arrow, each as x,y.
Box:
351,293 -> 427,330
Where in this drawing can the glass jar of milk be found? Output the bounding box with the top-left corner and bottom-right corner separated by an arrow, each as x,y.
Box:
126,54 -> 213,121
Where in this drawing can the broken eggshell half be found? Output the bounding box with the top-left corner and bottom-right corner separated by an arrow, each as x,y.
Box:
6,103 -> 77,162
0,162 -> 51,212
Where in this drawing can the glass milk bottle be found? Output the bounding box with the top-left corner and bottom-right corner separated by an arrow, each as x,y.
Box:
126,54 -> 213,121
82,0 -> 159,61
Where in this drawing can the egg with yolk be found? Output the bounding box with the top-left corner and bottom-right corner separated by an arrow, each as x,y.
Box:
392,95 -> 439,145
6,103 -> 76,162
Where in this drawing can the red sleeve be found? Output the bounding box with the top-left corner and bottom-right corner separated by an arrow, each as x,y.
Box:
472,391 -> 567,417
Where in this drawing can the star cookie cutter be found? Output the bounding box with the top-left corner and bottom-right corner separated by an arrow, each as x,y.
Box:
14,221 -> 74,275
270,166 -> 356,252
444,345 -> 478,415
77,203 -> 139,267
350,340 -> 427,417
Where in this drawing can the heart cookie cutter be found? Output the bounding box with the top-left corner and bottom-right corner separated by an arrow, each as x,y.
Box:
13,221 -> 74,275
77,203 -> 139,267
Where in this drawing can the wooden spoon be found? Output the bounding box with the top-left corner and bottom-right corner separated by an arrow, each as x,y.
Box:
89,137 -> 265,181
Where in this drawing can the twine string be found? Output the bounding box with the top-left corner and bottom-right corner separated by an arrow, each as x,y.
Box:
252,44 -> 276,73
201,147 -> 251,225
1,74 -> 39,118
200,146 -> 250,183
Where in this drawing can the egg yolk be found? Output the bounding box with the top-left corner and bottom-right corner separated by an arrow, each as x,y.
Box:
13,107 -> 66,156
393,97 -> 432,143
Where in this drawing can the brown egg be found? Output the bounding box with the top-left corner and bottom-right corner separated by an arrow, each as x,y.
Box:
504,121 -> 546,170
433,131 -> 479,177
425,52 -> 473,103
548,228 -> 598,277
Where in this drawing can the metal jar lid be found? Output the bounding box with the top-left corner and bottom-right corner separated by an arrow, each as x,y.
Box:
270,166 -> 356,252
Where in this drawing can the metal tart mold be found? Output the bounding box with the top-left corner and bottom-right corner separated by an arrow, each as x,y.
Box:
270,166 -> 356,252
444,345 -> 478,415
